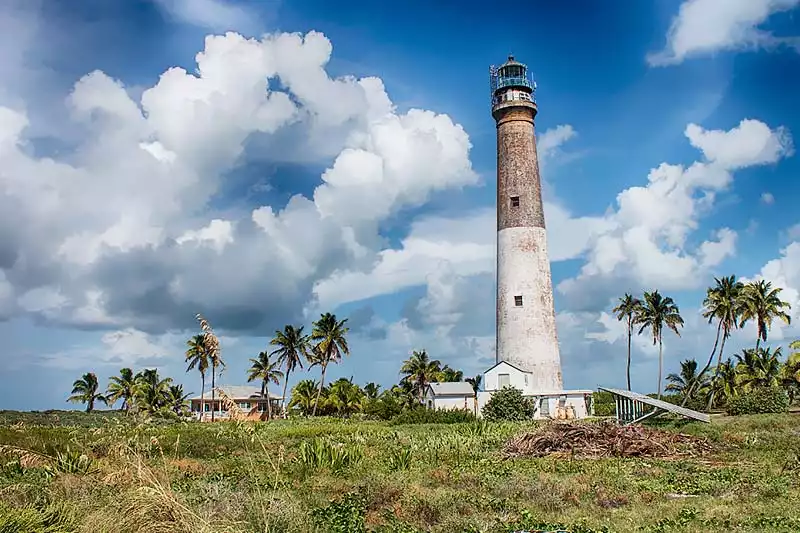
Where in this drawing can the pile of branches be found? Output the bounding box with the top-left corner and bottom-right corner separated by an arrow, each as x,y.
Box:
503,421 -> 713,459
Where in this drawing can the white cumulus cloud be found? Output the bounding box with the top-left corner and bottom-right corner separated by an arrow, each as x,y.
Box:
648,0 -> 800,66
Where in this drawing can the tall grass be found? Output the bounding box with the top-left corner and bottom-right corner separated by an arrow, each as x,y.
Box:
1,411 -> 800,532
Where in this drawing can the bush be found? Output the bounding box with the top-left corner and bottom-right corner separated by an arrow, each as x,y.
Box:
482,387 -> 537,421
592,391 -> 616,416
727,387 -> 790,416
389,407 -> 475,425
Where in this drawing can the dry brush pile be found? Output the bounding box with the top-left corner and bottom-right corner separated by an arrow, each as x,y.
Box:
504,420 -> 714,459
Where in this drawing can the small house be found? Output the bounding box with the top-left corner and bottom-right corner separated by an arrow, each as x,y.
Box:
422,382 -> 476,412
190,385 -> 283,421
477,360 -> 594,419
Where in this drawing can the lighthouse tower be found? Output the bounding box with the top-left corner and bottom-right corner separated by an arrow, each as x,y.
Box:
490,55 -> 563,391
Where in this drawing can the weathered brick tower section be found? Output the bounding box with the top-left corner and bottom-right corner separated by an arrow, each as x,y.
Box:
490,56 -> 563,391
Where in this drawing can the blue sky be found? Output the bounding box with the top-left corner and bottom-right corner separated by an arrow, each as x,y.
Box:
1,0 -> 800,410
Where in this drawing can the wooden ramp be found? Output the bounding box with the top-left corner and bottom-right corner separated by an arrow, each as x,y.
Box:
599,387 -> 710,424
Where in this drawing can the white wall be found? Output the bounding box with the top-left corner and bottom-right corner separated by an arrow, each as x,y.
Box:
423,389 -> 474,412
484,361 -> 534,394
476,390 -> 593,419
496,226 -> 563,391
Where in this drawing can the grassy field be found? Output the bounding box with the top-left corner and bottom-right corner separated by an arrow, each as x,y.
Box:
1,411 -> 799,533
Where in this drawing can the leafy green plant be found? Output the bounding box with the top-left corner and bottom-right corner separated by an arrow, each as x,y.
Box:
296,438 -> 363,472
310,493 -> 367,533
482,386 -> 537,421
387,447 -> 412,471
727,386 -> 789,415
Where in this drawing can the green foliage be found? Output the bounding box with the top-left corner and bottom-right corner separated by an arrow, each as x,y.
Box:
0,501 -> 78,533
296,437 -> 363,472
310,493 -> 366,533
727,386 -> 790,415
389,407 -> 475,425
481,386 -> 537,421
592,392 -> 616,416
387,447 -> 412,471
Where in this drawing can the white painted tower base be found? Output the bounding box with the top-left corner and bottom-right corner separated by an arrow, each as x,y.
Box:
496,226 -> 563,391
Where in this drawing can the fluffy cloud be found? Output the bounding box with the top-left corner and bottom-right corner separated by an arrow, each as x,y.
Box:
311,125 -> 601,311
0,30 -> 476,337
761,192 -> 775,205
647,0 -> 800,66
557,118 -> 792,311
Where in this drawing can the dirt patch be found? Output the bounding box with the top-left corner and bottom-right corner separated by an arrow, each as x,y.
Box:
504,421 -> 713,459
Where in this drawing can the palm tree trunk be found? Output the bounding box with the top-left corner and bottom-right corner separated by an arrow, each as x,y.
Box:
264,379 -> 272,420
657,338 -> 663,401
706,332 -> 729,410
86,399 -> 93,413
312,363 -> 327,416
199,373 -> 205,421
682,320 -> 722,407
211,365 -> 216,422
626,318 -> 632,391
281,368 -> 292,419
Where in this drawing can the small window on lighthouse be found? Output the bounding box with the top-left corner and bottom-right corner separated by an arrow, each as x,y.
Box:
514,295 -> 523,306
510,196 -> 520,207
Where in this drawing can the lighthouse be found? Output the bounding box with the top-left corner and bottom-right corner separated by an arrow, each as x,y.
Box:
490,55 -> 563,391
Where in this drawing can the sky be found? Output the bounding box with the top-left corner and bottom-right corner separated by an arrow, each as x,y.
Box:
1,0 -> 800,410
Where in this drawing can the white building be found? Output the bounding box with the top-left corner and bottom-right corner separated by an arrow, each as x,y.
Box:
423,382 -> 476,412
471,361 -> 594,419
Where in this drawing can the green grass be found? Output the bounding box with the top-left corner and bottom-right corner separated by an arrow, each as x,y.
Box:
0,412 -> 799,532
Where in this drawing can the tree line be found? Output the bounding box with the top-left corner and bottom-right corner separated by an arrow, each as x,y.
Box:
613,276 -> 797,410
68,368 -> 190,416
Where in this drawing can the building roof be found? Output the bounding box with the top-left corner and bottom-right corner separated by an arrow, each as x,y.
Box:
190,385 -> 283,401
427,382 -> 475,397
482,360 -> 528,375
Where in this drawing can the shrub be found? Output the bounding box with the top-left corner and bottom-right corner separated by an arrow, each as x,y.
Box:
389,407 -> 475,425
296,438 -> 363,472
592,391 -> 616,416
727,387 -> 790,416
482,387 -> 537,421
310,493 -> 367,533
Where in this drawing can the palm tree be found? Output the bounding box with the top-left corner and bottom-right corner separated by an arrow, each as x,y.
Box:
363,382 -> 381,400
196,314 -> 224,421
270,325 -> 311,418
734,347 -> 783,390
68,372 -> 107,413
465,374 -> 482,415
134,369 -> 173,413
738,280 -> 791,351
310,313 -> 350,416
700,276 -> 744,410
708,359 -> 739,408
247,351 -> 284,419
613,293 -> 642,391
185,334 -> 210,420
781,340 -> 800,403
166,384 -> 191,415
635,290 -> 684,400
106,367 -> 136,412
665,359 -> 708,402
439,365 -> 463,382
399,350 -> 443,403
289,379 -> 320,416
328,378 -> 364,417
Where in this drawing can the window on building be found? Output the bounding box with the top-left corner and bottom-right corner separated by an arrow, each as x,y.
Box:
510,195 -> 520,207
540,398 -> 550,417
498,373 -> 510,388
558,396 -> 567,408
514,295 -> 523,306
524,374 -> 529,386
